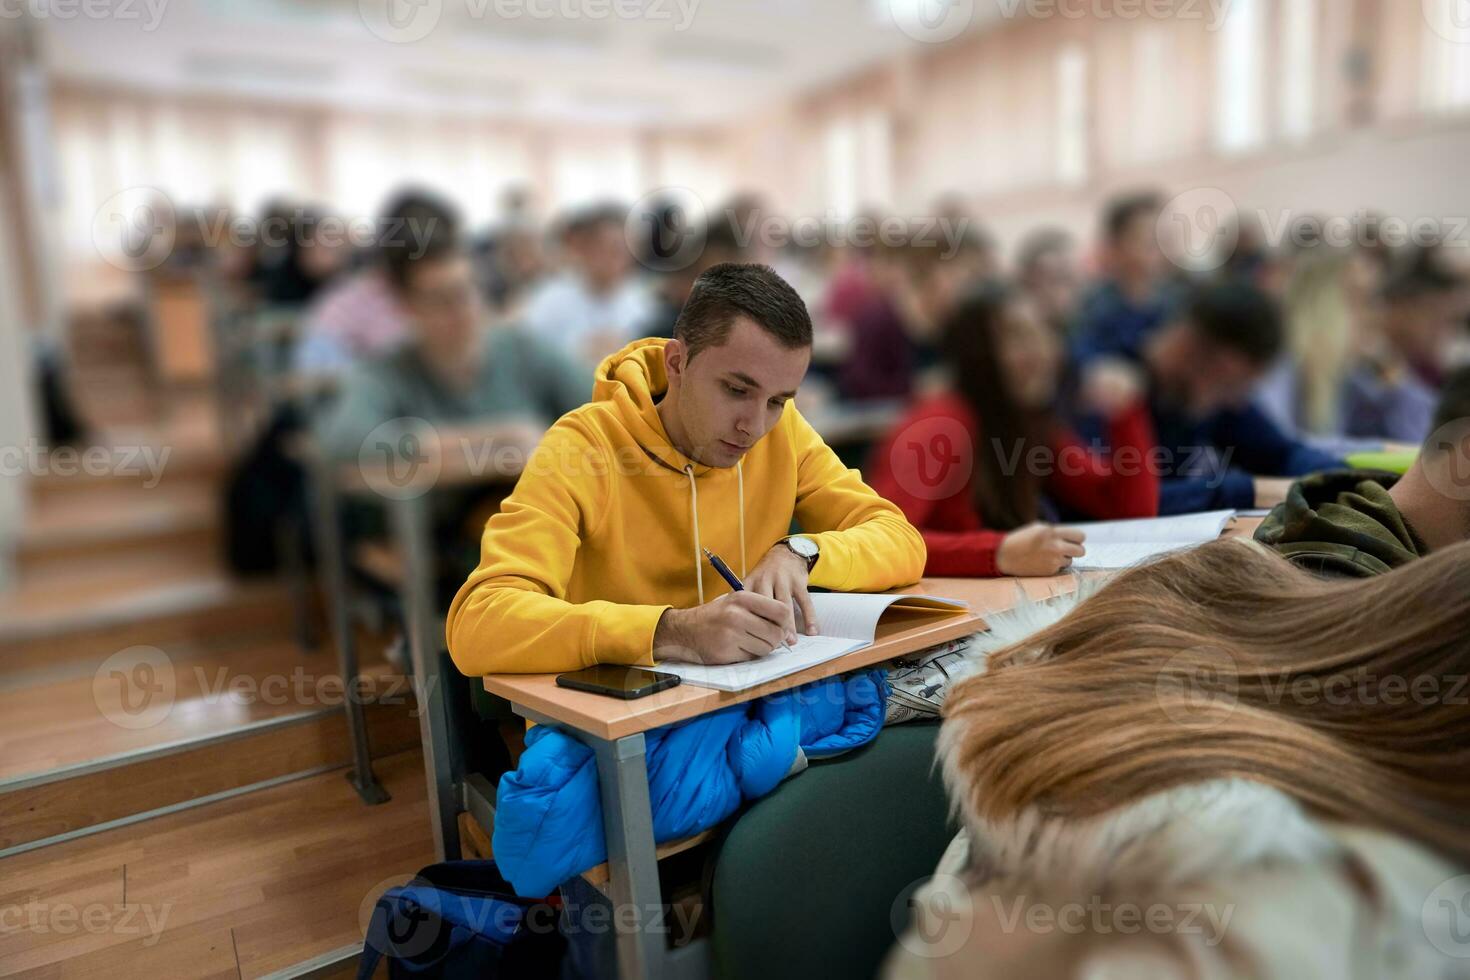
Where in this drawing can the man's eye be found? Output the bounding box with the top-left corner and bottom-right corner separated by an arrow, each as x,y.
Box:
725,384 -> 747,396
769,399 -> 786,409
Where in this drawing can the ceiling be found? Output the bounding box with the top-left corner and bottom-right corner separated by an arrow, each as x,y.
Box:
34,0 -> 1011,126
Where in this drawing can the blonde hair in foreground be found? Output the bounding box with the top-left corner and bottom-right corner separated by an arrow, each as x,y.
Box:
942,537 -> 1470,867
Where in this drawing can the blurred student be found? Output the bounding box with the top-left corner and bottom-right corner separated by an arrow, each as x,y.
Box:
1112,281 -> 1343,514
248,204 -> 345,309
314,209 -> 587,464
839,232 -> 988,402
294,189 -> 456,376
1015,227 -> 1081,337
640,217 -> 747,338
1256,366 -> 1470,577
1073,191 -> 1181,364
520,204 -> 654,368
1343,249 -> 1465,443
1255,244 -> 1379,441
868,285 -> 1158,577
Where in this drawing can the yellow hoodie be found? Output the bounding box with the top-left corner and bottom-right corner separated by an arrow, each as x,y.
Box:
446,338 -> 927,675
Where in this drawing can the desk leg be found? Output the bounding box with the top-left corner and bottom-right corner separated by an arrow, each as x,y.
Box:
309,456 -> 388,805
590,732 -> 665,980
391,494 -> 461,862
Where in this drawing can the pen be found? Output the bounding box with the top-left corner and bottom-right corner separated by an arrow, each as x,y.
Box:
702,547 -> 795,654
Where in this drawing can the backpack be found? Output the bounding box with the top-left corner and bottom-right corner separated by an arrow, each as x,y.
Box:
357,860 -> 564,979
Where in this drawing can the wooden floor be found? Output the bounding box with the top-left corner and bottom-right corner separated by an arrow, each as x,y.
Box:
0,748 -> 434,979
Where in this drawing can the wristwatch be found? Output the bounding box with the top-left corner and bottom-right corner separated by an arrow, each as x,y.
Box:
780,535 -> 819,572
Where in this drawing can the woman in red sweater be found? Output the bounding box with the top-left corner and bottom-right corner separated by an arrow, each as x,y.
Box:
869,284 -> 1159,576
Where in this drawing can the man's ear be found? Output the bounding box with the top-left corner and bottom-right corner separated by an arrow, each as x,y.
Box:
664,338 -> 687,388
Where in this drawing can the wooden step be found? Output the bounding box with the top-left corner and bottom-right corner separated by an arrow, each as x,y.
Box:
0,694 -> 420,854
0,748 -> 434,978
0,638 -> 402,781
0,571 -> 308,675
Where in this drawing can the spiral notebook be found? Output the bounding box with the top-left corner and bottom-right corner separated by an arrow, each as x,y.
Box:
655,592 -> 969,692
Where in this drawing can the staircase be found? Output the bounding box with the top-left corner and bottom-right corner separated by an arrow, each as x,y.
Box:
0,337 -> 432,977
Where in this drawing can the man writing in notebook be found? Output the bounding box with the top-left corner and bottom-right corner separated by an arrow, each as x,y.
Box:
447,263 -> 927,674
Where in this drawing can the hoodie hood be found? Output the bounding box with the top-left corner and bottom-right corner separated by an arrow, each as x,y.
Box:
1254,470 -> 1424,577
594,337 -> 717,477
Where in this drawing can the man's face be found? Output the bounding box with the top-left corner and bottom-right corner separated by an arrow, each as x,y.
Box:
403,254 -> 483,358
664,316 -> 811,467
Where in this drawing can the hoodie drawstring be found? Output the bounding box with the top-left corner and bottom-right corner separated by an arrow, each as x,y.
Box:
684,461 -> 747,605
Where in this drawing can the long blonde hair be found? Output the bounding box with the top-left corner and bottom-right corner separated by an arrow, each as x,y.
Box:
943,538 -> 1470,866
1284,248 -> 1355,433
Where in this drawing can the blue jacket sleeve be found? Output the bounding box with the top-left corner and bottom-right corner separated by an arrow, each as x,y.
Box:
1206,404 -> 1345,478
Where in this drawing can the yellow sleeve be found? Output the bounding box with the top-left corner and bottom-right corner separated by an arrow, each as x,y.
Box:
445,419 -> 668,675
789,408 -> 928,592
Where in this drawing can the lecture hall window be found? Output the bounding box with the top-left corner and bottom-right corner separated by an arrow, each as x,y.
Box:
1215,0 -> 1266,154
1278,0 -> 1317,142
1056,42 -> 1089,185
1422,0 -> 1470,113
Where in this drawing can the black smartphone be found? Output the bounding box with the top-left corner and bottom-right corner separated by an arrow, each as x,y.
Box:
555,665 -> 681,700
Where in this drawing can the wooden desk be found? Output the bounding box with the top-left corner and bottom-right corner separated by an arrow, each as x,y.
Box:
479,515 -> 1262,980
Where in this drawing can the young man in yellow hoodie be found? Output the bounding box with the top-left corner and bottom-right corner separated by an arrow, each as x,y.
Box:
446,262 -> 927,674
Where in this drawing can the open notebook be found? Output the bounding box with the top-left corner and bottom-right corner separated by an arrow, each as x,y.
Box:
655,593 -> 970,692
1067,510 -> 1236,570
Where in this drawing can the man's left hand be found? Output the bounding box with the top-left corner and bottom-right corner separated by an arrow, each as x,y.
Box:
744,545 -> 819,640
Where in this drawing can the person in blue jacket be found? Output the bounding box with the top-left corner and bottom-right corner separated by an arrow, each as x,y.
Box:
1072,191 -> 1184,365
1084,280 -> 1345,514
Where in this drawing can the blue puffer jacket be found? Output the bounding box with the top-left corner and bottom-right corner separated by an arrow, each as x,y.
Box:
493,670 -> 889,897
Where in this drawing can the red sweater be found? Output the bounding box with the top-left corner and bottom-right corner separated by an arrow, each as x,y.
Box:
868,393 -> 1160,577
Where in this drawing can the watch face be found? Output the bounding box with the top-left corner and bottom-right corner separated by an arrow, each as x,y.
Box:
788,536 -> 818,558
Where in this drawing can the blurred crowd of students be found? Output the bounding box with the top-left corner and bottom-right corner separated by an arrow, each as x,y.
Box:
211,183 -> 1470,581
